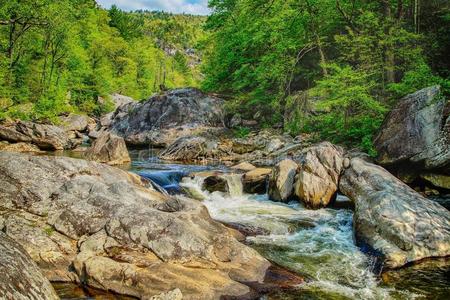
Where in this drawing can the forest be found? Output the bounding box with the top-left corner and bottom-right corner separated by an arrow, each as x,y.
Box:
0,0 -> 205,121
1,2 -> 450,299
1,0 -> 449,154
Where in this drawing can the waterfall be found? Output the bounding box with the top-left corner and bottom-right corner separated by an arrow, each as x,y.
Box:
222,174 -> 243,197
180,176 -> 208,200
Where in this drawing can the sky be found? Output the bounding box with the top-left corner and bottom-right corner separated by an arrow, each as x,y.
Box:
97,0 -> 211,15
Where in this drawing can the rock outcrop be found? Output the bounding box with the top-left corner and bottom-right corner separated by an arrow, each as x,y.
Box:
0,141 -> 42,153
108,88 -> 225,146
294,142 -> 344,209
0,152 -> 269,299
340,158 -> 450,269
268,159 -> 298,202
59,114 -> 90,132
0,120 -> 73,150
375,86 -> 449,169
0,231 -> 59,300
374,86 -> 449,191
230,162 -> 257,172
243,168 -> 272,194
159,136 -> 230,161
85,132 -> 130,165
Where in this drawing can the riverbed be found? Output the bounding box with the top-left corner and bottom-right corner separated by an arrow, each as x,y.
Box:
52,149 -> 450,299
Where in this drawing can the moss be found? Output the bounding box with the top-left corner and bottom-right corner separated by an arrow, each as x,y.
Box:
43,226 -> 55,236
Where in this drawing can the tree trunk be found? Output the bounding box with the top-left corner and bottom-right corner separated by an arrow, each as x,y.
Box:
381,0 -> 395,84
316,34 -> 328,76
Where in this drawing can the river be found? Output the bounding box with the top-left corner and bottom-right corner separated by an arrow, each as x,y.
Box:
53,149 -> 450,299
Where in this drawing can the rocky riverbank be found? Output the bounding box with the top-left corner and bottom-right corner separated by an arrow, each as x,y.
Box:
0,86 -> 449,299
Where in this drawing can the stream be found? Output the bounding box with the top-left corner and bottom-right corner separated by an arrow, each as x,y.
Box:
54,149 -> 450,299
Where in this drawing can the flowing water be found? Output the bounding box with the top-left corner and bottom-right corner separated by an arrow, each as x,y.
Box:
53,149 -> 450,299
180,174 -> 450,299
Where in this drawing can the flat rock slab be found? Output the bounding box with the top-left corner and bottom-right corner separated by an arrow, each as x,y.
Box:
0,231 -> 59,300
0,152 -> 269,299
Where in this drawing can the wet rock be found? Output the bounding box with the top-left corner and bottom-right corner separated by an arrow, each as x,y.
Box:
0,231 -> 59,300
0,152 -> 269,299
243,168 -> 272,194
108,88 -> 225,146
85,132 -> 130,165
203,174 -> 228,193
242,265 -> 305,298
222,222 -> 271,237
374,86 -> 449,170
294,142 -> 344,209
340,157 -> 450,269
331,194 -> 355,210
420,173 -> 450,190
268,159 -> 298,202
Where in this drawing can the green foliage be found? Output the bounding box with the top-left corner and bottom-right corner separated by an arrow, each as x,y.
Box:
108,5 -> 144,40
205,0 -> 450,153
305,64 -> 387,155
233,126 -> 251,138
0,1 -> 204,121
388,61 -> 450,98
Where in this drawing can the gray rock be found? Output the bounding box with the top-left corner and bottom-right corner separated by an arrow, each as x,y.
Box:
294,142 -> 344,209
110,93 -> 134,109
268,159 -> 298,202
229,114 -> 242,128
108,88 -> 225,146
85,132 -> 130,165
230,162 -> 257,172
59,114 -> 90,132
266,138 -> 284,153
0,152 -> 269,299
340,158 -> 450,269
0,121 -> 73,150
0,231 -> 59,300
0,141 -> 43,153
374,86 -> 449,170
159,135 -> 231,161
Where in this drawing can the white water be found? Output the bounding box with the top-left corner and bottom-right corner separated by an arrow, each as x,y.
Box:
180,177 -> 418,300
222,173 -> 244,197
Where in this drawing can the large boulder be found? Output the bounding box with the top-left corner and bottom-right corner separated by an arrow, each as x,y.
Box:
243,168 -> 272,194
268,159 -> 298,202
0,120 -> 73,150
374,86 -> 449,171
85,132 -> 130,165
109,93 -> 134,109
108,88 -> 225,146
293,142 -> 344,209
340,158 -> 450,269
59,114 -> 90,132
0,231 -> 59,300
0,152 -> 269,299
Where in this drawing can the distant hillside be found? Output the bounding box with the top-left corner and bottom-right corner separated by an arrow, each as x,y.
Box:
0,0 -> 207,122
